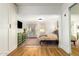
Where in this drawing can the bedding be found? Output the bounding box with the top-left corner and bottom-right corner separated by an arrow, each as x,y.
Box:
39,34 -> 58,45
71,35 -> 77,41
39,34 -> 58,40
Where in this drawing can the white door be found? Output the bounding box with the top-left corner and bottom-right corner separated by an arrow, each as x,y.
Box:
8,4 -> 17,52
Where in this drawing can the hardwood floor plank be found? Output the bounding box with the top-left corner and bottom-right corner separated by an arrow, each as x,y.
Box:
8,46 -> 68,56
71,47 -> 79,56
8,39 -> 68,56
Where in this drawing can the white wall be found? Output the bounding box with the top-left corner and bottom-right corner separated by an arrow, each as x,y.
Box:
0,4 -> 9,55
17,4 -> 62,16
59,3 -> 74,54
0,4 -> 17,55
71,15 -> 79,37
45,19 -> 58,34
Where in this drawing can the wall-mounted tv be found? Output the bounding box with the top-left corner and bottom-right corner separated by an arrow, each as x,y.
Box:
17,21 -> 22,29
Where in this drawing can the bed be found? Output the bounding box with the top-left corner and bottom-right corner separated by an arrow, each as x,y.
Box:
39,34 -> 58,45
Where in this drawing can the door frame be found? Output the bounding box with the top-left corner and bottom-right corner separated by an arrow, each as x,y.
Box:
68,3 -> 77,55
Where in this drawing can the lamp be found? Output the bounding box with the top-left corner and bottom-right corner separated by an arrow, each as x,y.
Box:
40,29 -> 45,32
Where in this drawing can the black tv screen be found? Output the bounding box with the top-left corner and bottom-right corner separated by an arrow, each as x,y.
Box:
17,21 -> 22,28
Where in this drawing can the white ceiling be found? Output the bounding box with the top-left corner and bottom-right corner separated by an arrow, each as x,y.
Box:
18,15 -> 60,22
16,3 -> 62,22
16,3 -> 62,15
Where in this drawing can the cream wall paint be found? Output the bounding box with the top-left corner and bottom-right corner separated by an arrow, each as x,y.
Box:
0,4 -> 9,55
0,4 -> 17,55
59,3 -> 74,54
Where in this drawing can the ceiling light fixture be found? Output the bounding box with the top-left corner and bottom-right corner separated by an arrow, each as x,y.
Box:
38,18 -> 43,20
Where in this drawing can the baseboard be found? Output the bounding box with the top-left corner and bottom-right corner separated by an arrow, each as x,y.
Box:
0,51 -> 9,56
0,45 -> 17,56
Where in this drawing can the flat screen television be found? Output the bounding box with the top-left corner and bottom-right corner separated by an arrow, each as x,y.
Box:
17,21 -> 22,28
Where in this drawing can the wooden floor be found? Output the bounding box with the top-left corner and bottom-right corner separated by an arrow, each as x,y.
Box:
8,38 -> 69,56
8,46 -> 69,56
71,47 -> 79,56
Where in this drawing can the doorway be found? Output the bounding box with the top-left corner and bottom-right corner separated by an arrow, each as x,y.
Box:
69,3 -> 79,55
